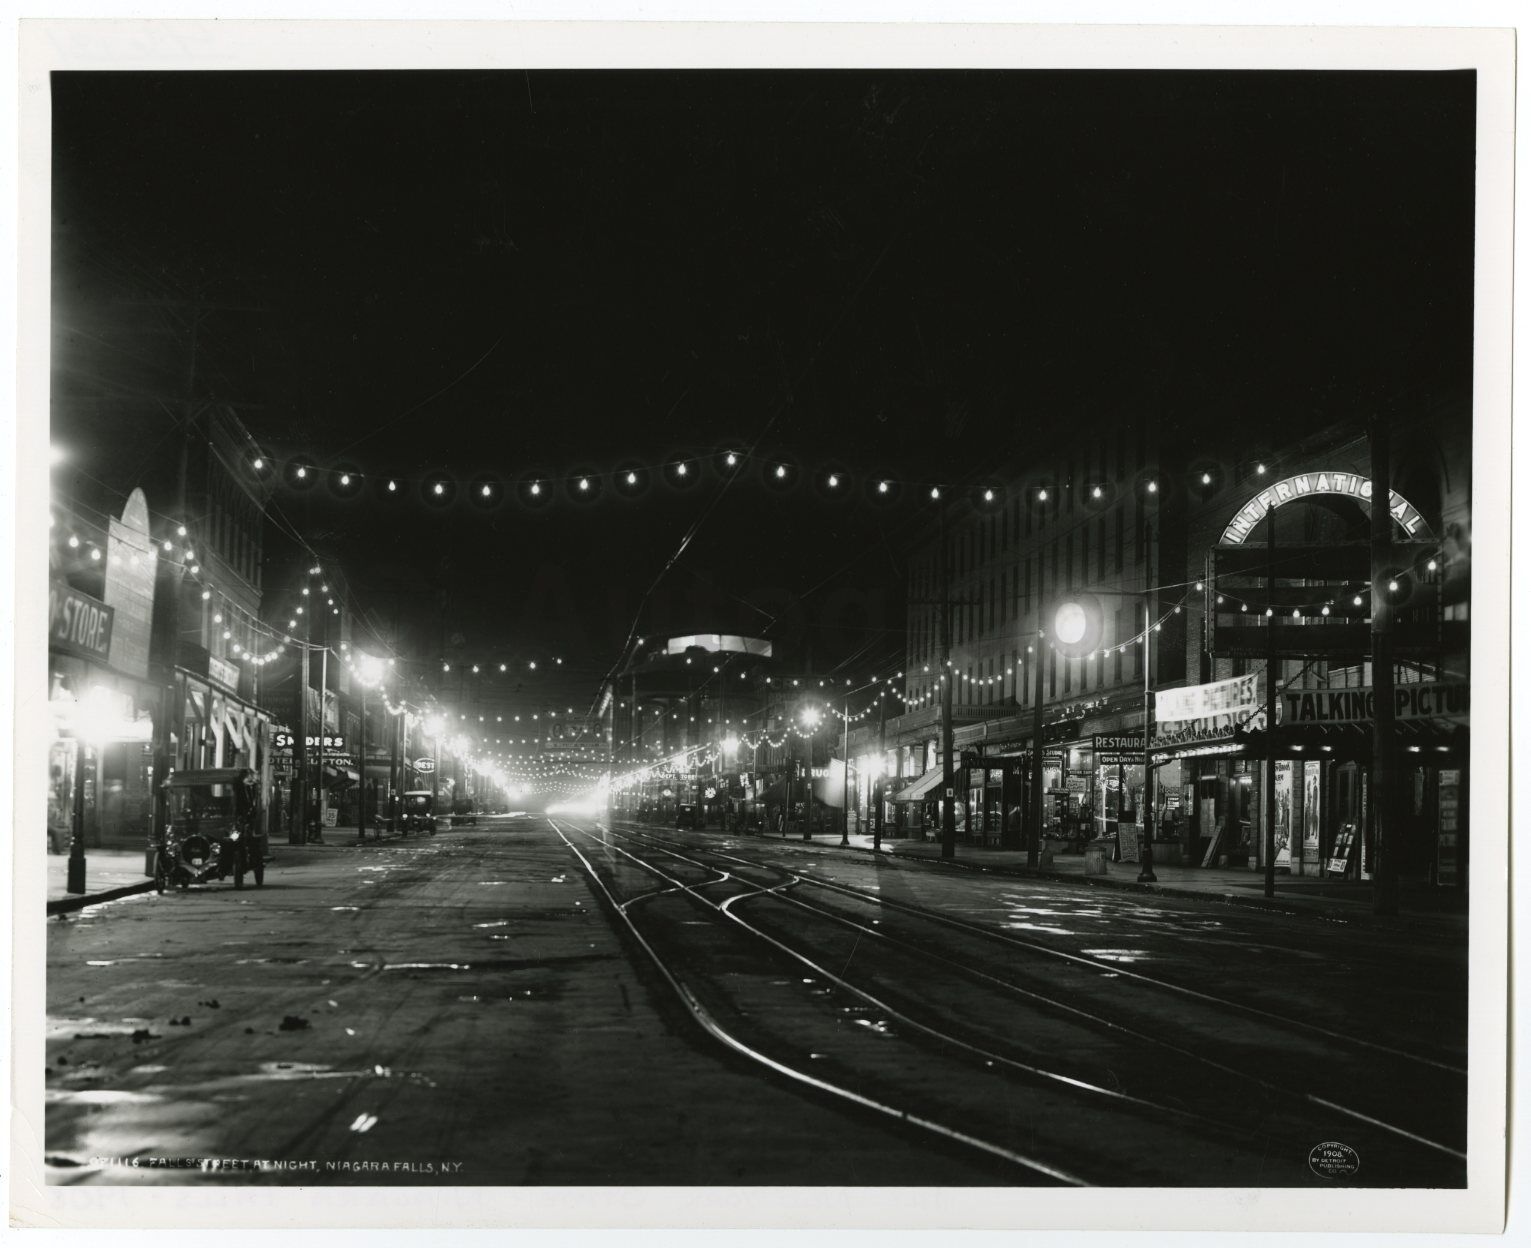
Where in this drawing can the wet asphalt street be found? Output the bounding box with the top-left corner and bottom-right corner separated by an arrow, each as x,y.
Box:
44,817 -> 1009,1186
44,814 -> 1468,1187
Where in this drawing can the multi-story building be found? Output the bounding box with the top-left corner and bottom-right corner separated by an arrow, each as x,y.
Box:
851,398 -> 1471,884
47,403 -> 281,852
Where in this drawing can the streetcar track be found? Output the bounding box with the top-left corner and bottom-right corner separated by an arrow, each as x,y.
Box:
729,856 -> 1465,1159
609,819 -> 1466,1077
591,820 -> 1464,1162
546,818 -> 1087,1184
559,820 -> 1345,1167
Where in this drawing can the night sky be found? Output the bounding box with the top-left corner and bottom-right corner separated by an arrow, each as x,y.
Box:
49,69 -> 1476,717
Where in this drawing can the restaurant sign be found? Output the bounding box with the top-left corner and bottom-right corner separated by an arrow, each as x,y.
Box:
1092,733 -> 1144,765
1220,471 -> 1429,546
49,579 -> 115,662
1156,674 -> 1259,724
1279,681 -> 1468,726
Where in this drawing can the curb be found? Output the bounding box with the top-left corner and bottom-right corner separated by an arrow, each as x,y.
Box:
48,880 -> 155,916
618,821 -> 1462,930
834,839 -> 1463,928
45,829 -> 430,916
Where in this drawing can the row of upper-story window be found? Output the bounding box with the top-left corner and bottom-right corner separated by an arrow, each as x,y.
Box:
202,474 -> 263,590
907,606 -> 1154,709
182,583 -> 262,663
903,424 -> 1295,615
909,502 -> 1153,663
894,657 -> 1410,753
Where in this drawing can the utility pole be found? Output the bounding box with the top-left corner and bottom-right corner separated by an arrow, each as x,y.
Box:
1138,578 -> 1158,884
356,681 -> 369,845
293,622 -> 311,845
800,709 -> 814,842
718,663 -> 726,830
1264,502 -> 1278,898
840,692 -> 851,847
939,499 -> 957,861
316,614 -> 329,832
1026,551 -> 1046,869
66,733 -> 89,895
388,703 -> 401,833
873,688 -> 887,852
1370,414 -> 1400,915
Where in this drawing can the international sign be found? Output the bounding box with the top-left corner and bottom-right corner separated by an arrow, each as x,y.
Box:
1220,471 -> 1428,546
1280,681 -> 1468,726
414,757 -> 437,774
1156,674 -> 1259,724
49,579 -> 115,662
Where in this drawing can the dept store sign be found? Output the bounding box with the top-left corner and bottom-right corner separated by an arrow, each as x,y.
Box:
50,579 -> 115,662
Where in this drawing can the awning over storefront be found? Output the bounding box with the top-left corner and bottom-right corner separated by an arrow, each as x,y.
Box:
323,763 -> 361,784
892,768 -> 946,803
1153,719 -> 1468,764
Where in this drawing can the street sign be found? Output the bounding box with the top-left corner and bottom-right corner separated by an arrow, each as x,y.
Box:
414,757 -> 437,774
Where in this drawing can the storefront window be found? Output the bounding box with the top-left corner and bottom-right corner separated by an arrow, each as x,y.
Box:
1302,760 -> 1322,860
1275,759 -> 1295,866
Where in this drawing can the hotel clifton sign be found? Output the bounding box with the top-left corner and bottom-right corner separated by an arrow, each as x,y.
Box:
1219,470 -> 1430,546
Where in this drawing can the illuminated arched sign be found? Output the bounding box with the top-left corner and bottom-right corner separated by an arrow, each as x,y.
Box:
1219,471 -> 1432,546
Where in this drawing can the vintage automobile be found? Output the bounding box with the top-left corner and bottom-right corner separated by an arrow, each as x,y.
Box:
399,789 -> 437,836
155,767 -> 267,892
450,796 -> 477,827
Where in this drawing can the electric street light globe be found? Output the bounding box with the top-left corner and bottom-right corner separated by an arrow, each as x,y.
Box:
801,709 -> 821,729
722,735 -> 740,755
1054,601 -> 1089,647
355,652 -> 385,686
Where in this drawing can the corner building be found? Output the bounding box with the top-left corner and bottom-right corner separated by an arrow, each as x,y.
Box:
859,398 -> 1470,888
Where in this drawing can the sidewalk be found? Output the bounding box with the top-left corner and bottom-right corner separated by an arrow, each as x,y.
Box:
683,822 -> 1469,928
45,848 -> 154,912
44,821 -> 419,914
